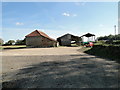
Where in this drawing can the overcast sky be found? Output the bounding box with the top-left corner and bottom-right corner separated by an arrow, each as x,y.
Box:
2,2 -> 118,42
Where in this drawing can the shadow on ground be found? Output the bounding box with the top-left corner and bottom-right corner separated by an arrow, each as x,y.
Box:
3,46 -> 58,50
2,54 -> 119,88
3,47 -> 27,50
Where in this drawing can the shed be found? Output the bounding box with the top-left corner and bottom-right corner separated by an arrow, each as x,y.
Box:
57,33 -> 82,46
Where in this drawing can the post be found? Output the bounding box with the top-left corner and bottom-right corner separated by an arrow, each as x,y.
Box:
114,25 -> 116,35
94,36 -> 95,42
114,25 -> 116,40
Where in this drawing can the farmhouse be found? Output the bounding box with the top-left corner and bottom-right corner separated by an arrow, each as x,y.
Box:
25,30 -> 57,47
57,33 -> 82,46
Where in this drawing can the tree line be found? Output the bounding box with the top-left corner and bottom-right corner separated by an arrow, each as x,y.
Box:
0,38 -> 26,46
97,34 -> 120,41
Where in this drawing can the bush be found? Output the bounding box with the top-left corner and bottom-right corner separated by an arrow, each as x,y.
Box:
2,43 -> 12,46
112,40 -> 120,44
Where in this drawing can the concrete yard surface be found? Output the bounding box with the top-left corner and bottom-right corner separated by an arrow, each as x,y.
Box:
1,47 -> 120,88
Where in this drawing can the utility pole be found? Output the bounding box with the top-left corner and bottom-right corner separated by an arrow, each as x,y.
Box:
114,25 -> 117,41
114,25 -> 116,35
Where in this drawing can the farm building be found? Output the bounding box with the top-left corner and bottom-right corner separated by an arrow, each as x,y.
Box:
25,30 -> 57,47
81,33 -> 96,42
57,33 -> 82,46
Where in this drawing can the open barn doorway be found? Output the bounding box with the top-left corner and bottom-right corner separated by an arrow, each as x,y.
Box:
57,34 -> 82,47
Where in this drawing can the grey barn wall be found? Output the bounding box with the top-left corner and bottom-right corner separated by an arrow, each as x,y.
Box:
60,34 -> 71,46
26,36 -> 57,47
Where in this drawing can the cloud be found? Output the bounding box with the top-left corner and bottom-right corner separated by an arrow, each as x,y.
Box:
62,12 -> 77,17
62,13 -> 70,17
16,22 -> 24,26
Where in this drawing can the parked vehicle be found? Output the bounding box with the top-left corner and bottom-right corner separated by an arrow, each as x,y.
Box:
83,42 -> 94,47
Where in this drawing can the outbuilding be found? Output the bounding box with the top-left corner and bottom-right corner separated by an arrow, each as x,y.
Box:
57,33 -> 82,46
25,30 -> 57,47
81,33 -> 96,42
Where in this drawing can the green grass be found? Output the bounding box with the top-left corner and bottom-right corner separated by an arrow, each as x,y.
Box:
2,45 -> 26,49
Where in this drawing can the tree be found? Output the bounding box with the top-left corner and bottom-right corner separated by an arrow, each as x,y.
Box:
97,34 -> 120,41
8,40 -> 15,45
0,38 -> 4,45
15,39 -> 26,45
4,40 -> 15,45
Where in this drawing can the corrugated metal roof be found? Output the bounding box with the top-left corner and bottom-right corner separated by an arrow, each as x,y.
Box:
26,30 -> 56,42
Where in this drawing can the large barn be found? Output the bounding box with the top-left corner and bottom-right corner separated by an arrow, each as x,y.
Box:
25,30 -> 57,47
57,33 -> 82,46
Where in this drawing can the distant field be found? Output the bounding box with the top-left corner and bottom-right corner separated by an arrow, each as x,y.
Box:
1,45 -> 26,49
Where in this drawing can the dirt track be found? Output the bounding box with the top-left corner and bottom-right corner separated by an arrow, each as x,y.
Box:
1,47 -> 120,88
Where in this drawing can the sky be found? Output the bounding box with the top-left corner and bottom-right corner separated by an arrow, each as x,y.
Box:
2,2 -> 118,42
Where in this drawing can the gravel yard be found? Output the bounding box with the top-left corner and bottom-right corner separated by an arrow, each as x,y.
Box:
1,47 -> 120,88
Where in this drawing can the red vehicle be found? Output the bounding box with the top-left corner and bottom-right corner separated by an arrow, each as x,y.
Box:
89,42 -> 94,47
84,42 -> 94,47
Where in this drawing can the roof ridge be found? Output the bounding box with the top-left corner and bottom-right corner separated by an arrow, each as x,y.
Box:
35,30 -> 41,35
26,30 -> 57,42
37,30 -> 51,38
